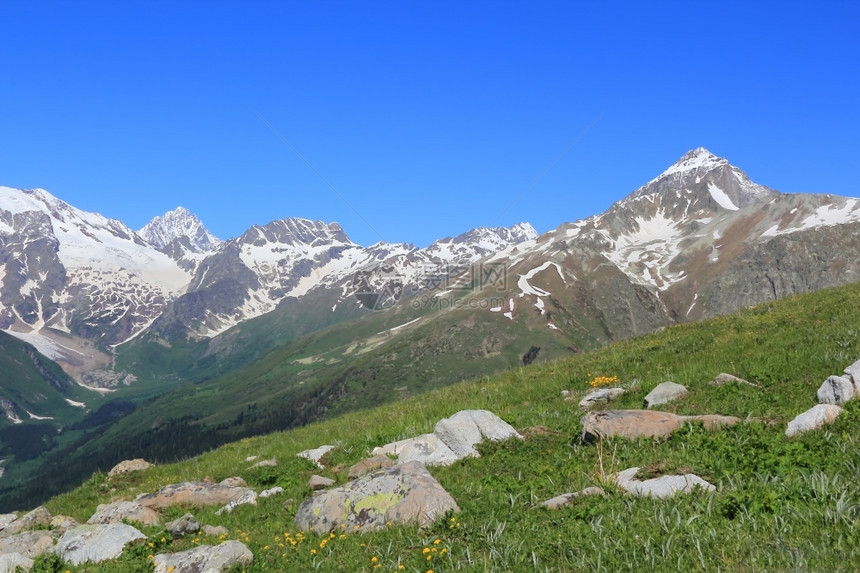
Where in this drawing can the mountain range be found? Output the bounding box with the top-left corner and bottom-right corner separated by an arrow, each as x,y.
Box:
1,146 -> 860,509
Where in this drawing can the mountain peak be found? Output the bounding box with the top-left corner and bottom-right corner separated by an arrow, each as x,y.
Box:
139,207 -> 221,253
655,147 -> 727,182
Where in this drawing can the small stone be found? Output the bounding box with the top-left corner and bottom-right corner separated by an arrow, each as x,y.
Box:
202,525 -> 229,537
165,513 -> 200,538
308,475 -> 335,490
249,458 -> 278,469
219,476 -> 247,488
817,375 -> 856,405
260,486 -> 284,498
614,467 -> 715,498
643,382 -> 688,408
709,373 -> 759,388
578,388 -> 625,409
786,404 -> 843,437
214,490 -> 258,515
540,487 -> 605,510
107,458 -> 153,477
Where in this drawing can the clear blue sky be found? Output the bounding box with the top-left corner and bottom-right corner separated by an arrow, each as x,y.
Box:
2,1 -> 858,247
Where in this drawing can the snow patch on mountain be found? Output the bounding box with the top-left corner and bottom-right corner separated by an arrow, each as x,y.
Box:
708,183 -> 738,210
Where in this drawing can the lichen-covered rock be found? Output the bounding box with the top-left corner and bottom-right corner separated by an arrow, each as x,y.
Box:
643,382 -> 688,408
53,524 -> 146,566
136,482 -> 254,510
786,404 -> 843,437
614,467 -> 715,498
87,501 -> 161,526
348,455 -> 394,480
581,410 -> 685,441
153,540 -> 252,573
817,375 -> 856,404
107,458 -> 153,477
295,461 -> 459,534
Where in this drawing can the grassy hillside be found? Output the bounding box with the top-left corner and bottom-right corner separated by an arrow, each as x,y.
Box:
36,281 -> 860,571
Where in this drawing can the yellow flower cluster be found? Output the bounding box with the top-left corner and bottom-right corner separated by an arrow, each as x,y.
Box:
589,375 -> 619,388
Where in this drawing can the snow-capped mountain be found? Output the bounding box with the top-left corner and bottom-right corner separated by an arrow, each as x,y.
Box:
0,186 -> 536,379
474,147 -> 860,344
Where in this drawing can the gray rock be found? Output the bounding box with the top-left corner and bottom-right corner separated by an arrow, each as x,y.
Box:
260,486 -> 284,498
577,388 -> 625,409
540,487 -> 605,510
49,515 -> 80,533
817,375 -> 856,404
844,358 -> 860,387
433,410 -> 522,459
309,475 -> 335,491
153,540 -> 253,573
249,458 -> 278,469
614,467 -> 715,498
136,482 -> 255,510
0,530 -> 55,559
709,373 -> 759,387
165,513 -> 200,538
348,454 -> 393,480
107,458 -> 153,477
214,490 -> 258,515
87,501 -> 161,526
202,525 -> 229,537
786,404 -> 843,437
581,410 -> 685,441
0,515 -> 17,531
0,552 -> 33,573
0,507 -> 50,539
372,433 -> 460,467
297,445 -> 335,468
643,382 -> 688,408
53,524 -> 146,566
218,476 -> 247,487
295,461 -> 459,534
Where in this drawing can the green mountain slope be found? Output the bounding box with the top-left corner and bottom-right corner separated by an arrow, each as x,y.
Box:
39,279 -> 860,571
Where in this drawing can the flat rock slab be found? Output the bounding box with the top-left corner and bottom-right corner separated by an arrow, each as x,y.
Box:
577,388 -> 625,409
87,501 -> 161,526
136,482 -> 255,510
53,523 -> 146,566
153,540 -> 253,573
786,404 -> 843,437
643,382 -> 688,408
709,373 -> 759,387
540,487 -> 605,510
614,467 -> 715,498
372,433 -> 460,467
108,458 -> 153,477
0,530 -> 56,559
373,410 -> 522,467
817,375 -> 856,405
295,461 -> 459,535
582,410 -> 685,441
297,445 -> 335,468
309,475 -> 335,490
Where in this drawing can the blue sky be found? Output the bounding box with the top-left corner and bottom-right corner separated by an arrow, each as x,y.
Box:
2,1 -> 858,247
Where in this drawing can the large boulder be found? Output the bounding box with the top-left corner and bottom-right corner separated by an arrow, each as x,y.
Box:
581,410 -> 685,441
153,540 -> 252,573
295,461 -> 459,534
643,382 -> 688,408
786,404 -> 843,437
136,482 -> 254,510
107,458 -> 153,477
817,375 -> 856,405
53,524 -> 146,566
0,530 -> 55,559
87,501 -> 161,526
614,467 -> 715,498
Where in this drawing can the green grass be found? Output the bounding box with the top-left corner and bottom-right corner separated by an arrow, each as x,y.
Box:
32,282 -> 860,571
